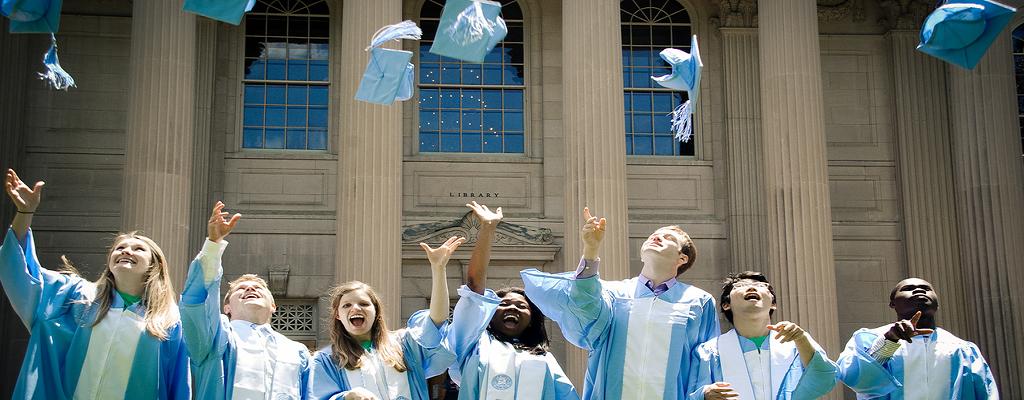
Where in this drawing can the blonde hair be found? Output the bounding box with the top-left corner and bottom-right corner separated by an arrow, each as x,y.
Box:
222,274 -> 274,314
328,281 -> 407,372
91,232 -> 179,340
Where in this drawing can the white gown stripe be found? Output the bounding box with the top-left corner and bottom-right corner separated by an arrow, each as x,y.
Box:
621,297 -> 675,399
74,308 -> 145,400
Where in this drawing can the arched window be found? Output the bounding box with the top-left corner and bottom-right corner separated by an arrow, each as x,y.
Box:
621,0 -> 694,156
1014,23 -> 1024,155
418,0 -> 525,153
242,0 -> 330,150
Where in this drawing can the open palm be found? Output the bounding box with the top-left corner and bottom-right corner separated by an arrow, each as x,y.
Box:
420,236 -> 466,267
4,169 -> 44,212
467,201 -> 502,226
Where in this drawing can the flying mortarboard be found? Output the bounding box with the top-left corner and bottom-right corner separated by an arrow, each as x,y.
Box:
2,0 -> 75,89
183,0 -> 257,25
355,20 -> 422,105
917,0 -> 1016,70
651,35 -> 702,143
428,0 -> 507,63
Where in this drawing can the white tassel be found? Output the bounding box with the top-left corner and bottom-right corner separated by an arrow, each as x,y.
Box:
670,100 -> 693,143
447,1 -> 495,45
38,34 -> 76,90
367,20 -> 423,50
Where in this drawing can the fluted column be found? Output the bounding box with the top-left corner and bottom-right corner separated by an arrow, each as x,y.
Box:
888,29 -> 968,334
336,0 -> 403,327
757,0 -> 840,360
561,0 -> 629,385
721,24 -> 768,273
189,19 -> 218,256
122,2 -> 197,287
947,31 -> 1024,397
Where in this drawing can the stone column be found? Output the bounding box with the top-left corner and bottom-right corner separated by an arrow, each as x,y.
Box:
757,0 -> 841,357
0,21 -> 31,398
336,0 -> 403,327
718,1 -> 767,273
561,0 -> 630,385
189,19 -> 218,256
947,31 -> 1024,397
887,28 -> 968,334
122,2 -> 197,287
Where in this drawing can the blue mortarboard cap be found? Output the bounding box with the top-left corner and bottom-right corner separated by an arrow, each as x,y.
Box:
3,0 -> 63,33
917,0 -> 1016,70
183,0 -> 256,25
651,35 -> 702,143
429,0 -> 507,63
355,21 -> 422,105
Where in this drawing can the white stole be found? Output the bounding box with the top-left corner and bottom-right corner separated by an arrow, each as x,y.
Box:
231,322 -> 303,400
901,333 -> 953,400
344,350 -> 413,400
718,329 -> 796,400
479,333 -> 546,400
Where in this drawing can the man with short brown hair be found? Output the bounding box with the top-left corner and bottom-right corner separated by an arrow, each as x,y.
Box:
180,202 -> 312,400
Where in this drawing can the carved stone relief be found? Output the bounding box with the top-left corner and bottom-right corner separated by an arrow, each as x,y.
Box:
402,212 -> 554,246
878,0 -> 933,30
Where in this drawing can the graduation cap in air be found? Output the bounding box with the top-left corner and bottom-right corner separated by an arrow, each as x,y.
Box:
429,0 -> 507,63
183,0 -> 257,25
2,0 -> 75,89
917,0 -> 1016,70
355,20 -> 422,105
651,35 -> 702,143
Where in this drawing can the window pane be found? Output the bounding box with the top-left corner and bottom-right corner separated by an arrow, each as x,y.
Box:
287,107 -> 306,127
462,133 -> 482,152
462,111 -> 481,131
483,133 -> 502,153
267,85 -> 286,104
309,107 -> 328,127
244,106 -> 264,126
634,134 -> 653,154
503,111 -> 523,131
420,132 -> 439,152
505,133 -> 524,153
440,132 -> 461,152
243,128 -> 264,148
440,89 -> 460,108
505,91 -> 523,110
287,60 -> 308,80
308,128 -> 327,150
310,86 -> 328,105
462,89 -> 482,108
287,86 -> 308,105
440,111 -> 460,131
265,129 -> 285,149
245,85 -> 265,104
266,106 -> 286,126
420,111 -> 439,131
286,129 -> 307,149
482,90 -> 502,109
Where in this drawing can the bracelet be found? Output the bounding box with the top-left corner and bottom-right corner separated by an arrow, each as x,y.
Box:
16,210 -> 34,214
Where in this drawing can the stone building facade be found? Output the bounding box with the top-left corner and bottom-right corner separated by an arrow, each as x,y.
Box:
0,0 -> 1022,398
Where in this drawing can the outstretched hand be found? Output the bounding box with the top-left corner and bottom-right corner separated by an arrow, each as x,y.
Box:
467,201 -> 502,226
420,236 -> 466,269
207,201 -> 241,243
885,311 -> 934,343
343,388 -> 379,400
703,382 -> 739,399
767,321 -> 809,344
4,169 -> 44,213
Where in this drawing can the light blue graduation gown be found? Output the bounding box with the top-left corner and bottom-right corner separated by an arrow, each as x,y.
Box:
836,326 -> 998,399
443,285 -> 580,400
686,329 -> 837,400
309,309 -> 455,400
0,228 -> 191,400
179,239 -> 312,400
520,268 -> 721,400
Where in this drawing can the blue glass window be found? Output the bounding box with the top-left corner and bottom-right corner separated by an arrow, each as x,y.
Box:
418,0 -> 525,153
242,0 -> 330,150
621,0 -> 694,156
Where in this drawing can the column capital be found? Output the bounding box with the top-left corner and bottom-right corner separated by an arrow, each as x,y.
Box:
879,0 -> 932,31
712,0 -> 757,29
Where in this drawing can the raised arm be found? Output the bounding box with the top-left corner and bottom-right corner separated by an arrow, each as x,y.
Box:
179,201 -> 241,361
4,169 -> 44,240
575,207 -> 606,278
420,235 -> 466,325
465,201 -> 502,294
